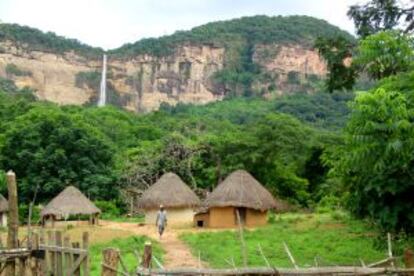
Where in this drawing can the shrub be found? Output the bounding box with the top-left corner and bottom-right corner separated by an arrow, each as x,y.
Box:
5,63 -> 32,77
18,203 -> 41,225
95,200 -> 121,219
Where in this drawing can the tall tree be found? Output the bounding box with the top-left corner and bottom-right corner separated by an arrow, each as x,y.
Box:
348,0 -> 414,37
314,36 -> 357,93
0,106 -> 117,202
333,88 -> 414,233
353,30 -> 414,80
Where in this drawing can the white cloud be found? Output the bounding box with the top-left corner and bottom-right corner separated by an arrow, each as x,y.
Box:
0,0 -> 363,49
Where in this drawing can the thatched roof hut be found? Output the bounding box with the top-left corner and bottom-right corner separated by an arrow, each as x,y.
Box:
137,172 -> 200,209
41,186 -> 101,218
0,194 -> 8,213
137,172 -> 200,225
195,170 -> 279,228
205,170 -> 278,211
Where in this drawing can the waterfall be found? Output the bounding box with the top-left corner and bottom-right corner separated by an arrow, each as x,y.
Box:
98,54 -> 107,107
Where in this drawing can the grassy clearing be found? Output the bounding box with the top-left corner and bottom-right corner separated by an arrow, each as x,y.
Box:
100,215 -> 145,223
181,212 -> 388,268
89,235 -> 164,276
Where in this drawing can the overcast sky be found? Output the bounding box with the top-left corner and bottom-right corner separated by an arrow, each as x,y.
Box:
0,0 -> 366,50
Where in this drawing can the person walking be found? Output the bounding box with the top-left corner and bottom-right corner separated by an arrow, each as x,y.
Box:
156,205 -> 167,239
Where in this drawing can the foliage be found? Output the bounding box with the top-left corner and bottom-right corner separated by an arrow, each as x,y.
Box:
0,106 -> 118,202
75,71 -> 101,90
181,213 -> 386,268
18,203 -> 41,225
89,236 -> 164,276
0,84 -> 352,206
348,0 -> 414,38
94,200 -> 121,218
314,36 -> 357,92
332,88 -> 414,233
0,23 -> 102,58
110,15 -> 353,58
5,63 -> 32,77
353,31 -> 414,80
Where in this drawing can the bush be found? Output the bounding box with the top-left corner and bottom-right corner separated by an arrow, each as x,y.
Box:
95,200 -> 121,219
18,203 -> 41,225
5,64 -> 32,77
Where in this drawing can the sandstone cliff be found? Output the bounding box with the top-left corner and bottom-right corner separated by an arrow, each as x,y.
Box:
0,40 -> 327,111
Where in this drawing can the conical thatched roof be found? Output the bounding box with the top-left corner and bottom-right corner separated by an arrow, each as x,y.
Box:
0,194 -> 8,212
41,186 -> 101,217
205,170 -> 278,211
137,172 -> 200,209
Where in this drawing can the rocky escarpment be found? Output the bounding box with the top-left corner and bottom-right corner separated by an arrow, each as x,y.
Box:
0,40 -> 100,105
0,39 -> 327,111
107,45 -> 225,112
2,14 -> 353,111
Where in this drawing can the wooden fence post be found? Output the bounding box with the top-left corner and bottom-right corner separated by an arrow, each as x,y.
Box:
82,232 -> 89,276
64,236 -> 72,276
39,230 -> 46,274
101,248 -> 120,276
6,170 -> 19,276
47,231 -> 54,275
55,231 -> 63,276
142,241 -> 152,269
72,242 -> 81,276
236,209 -> 247,267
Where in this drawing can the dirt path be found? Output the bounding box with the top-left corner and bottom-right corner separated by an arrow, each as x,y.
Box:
100,221 -> 203,268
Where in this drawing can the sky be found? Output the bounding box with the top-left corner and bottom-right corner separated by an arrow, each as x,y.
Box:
0,0 -> 366,50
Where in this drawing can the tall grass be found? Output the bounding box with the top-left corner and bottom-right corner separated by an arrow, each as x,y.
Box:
89,236 -> 163,276
181,213 -> 387,268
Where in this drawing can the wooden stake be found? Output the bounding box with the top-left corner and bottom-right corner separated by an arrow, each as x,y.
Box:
283,242 -> 298,269
235,209 -> 247,268
142,241 -> 152,269
72,242 -> 81,276
55,231 -> 63,276
82,232 -> 89,276
258,244 -> 271,267
6,170 -> 19,276
101,248 -> 120,276
387,232 -> 395,268
64,236 -> 72,276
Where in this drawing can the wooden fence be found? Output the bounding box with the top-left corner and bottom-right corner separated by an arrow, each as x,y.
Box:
0,230 -> 89,276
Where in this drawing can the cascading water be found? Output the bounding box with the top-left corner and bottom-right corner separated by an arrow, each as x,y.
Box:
98,54 -> 107,107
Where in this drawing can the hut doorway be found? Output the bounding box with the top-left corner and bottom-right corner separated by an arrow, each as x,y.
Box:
235,207 -> 246,225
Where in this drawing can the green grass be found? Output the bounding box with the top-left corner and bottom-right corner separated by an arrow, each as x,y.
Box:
89,235 -> 163,276
100,215 -> 145,223
181,212 -> 388,268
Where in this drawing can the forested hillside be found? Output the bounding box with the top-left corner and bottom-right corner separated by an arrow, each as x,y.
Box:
110,15 -> 354,57
0,23 -> 102,58
0,80 -> 351,209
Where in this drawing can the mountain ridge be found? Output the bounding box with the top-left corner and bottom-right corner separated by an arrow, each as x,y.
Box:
0,15 -> 354,112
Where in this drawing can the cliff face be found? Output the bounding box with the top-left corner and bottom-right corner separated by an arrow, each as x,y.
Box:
108,45 -> 225,112
0,40 -> 99,105
0,40 -> 327,111
253,44 -> 327,95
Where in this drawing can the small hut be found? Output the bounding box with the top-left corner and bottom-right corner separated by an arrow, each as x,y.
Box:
41,186 -> 101,227
0,194 -> 8,227
137,172 -> 200,225
195,170 -> 278,228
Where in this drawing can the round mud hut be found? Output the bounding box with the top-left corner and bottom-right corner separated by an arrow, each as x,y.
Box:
0,194 -> 8,227
137,172 -> 200,225
41,186 -> 101,227
196,170 -> 278,228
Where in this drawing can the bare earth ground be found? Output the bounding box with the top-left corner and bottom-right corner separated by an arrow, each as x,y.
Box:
100,220 -> 205,268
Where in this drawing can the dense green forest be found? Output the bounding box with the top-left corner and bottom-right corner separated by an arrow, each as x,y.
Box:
1,1 -> 414,236
0,23 -> 102,58
110,15 -> 354,57
0,77 -> 351,208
